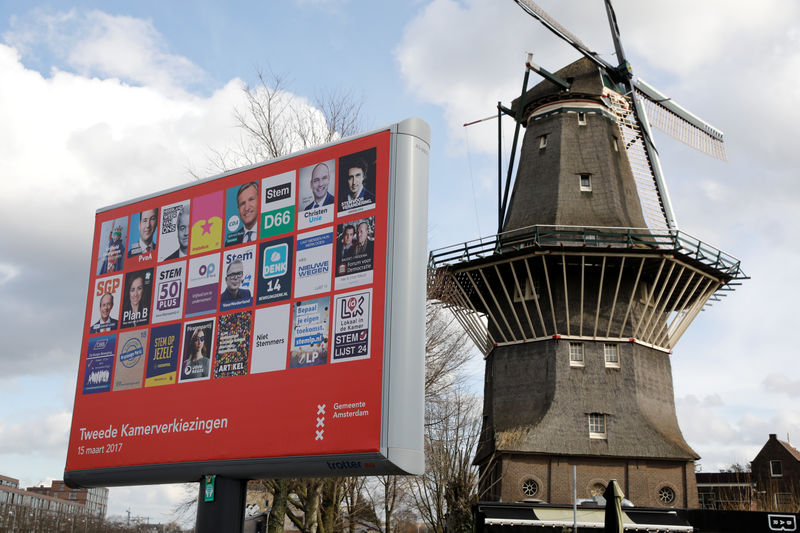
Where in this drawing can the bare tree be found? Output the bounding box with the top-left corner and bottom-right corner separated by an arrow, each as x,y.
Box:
190,68 -> 364,179
409,388 -> 481,533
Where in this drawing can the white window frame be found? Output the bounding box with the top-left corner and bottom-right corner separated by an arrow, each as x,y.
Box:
514,277 -> 541,302
588,413 -> 607,439
770,460 -> 783,477
578,111 -> 587,125
539,134 -> 548,149
569,342 -> 584,367
612,136 -> 619,152
579,174 -> 592,192
604,343 -> 620,368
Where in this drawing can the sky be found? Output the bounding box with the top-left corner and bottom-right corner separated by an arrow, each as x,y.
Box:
0,0 -> 799,524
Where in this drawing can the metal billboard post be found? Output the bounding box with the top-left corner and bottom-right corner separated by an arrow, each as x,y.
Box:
196,476 -> 247,533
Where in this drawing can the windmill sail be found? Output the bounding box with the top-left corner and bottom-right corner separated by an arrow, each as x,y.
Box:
634,79 -> 726,161
605,90 -> 673,231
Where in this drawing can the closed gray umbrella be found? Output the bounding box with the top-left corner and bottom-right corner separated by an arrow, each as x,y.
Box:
603,479 -> 625,533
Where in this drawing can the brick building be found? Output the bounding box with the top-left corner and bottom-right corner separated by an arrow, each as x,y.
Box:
751,434 -> 800,511
27,479 -> 108,517
0,474 -> 108,518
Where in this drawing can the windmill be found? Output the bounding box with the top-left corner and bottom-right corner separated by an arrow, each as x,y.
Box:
430,0 -> 746,508
501,0 -> 725,233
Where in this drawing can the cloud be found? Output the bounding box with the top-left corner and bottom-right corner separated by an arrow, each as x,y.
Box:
0,10 -> 326,380
677,394 -> 800,471
3,9 -> 205,94
763,374 -> 800,398
0,263 -> 20,284
0,411 -> 71,454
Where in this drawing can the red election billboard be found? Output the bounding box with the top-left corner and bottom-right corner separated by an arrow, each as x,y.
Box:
65,118 -> 429,487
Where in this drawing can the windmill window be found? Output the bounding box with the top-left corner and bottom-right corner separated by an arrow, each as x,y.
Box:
775,493 -> 792,506
521,478 -> 540,497
578,112 -> 587,125
539,134 -> 548,150
612,136 -> 619,152
590,482 -> 606,497
569,342 -> 584,367
588,413 -> 607,439
770,460 -> 783,477
604,343 -> 620,368
658,486 -> 676,505
514,277 -> 541,302
579,174 -> 592,191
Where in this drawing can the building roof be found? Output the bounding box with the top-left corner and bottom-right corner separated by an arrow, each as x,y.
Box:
777,437 -> 800,462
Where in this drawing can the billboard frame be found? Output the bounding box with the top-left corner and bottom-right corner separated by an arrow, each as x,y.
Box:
65,117 -> 429,487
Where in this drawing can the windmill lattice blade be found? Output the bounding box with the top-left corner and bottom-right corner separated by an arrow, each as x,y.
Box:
636,88 -> 727,161
513,0 -> 609,70
606,91 -> 671,232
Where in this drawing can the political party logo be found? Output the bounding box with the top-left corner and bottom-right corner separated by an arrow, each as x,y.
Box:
190,191 -> 223,254
83,334 -> 117,394
120,336 -> 144,368
294,228 -> 333,298
153,262 -> 186,323
257,237 -> 293,305
145,323 -> 181,387
333,289 -> 371,363
290,297 -> 329,368
114,329 -> 148,391
261,171 -> 295,239
186,254 -> 221,317
263,243 -> 288,278
261,207 -> 294,239
214,311 -> 252,378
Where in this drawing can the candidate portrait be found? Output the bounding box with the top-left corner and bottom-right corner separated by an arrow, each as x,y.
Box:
89,292 -> 118,333
129,208 -> 159,257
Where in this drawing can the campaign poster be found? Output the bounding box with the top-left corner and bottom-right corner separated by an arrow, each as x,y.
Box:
120,268 -> 154,329
190,191 -> 223,255
335,216 -> 375,290
96,217 -> 128,275
257,236 -> 293,305
332,289 -> 372,363
297,160 -> 335,230
294,227 -> 333,298
158,200 -> 190,262
214,311 -> 252,378
179,318 -> 215,383
185,253 -> 220,317
152,261 -> 186,324
289,297 -> 329,369
251,305 -> 290,374
219,246 -> 256,311
260,170 -> 295,239
113,329 -> 148,391
89,274 -> 123,334
144,323 -> 181,387
83,335 -> 116,394
225,181 -> 260,246
128,208 -> 159,263
337,148 -> 377,216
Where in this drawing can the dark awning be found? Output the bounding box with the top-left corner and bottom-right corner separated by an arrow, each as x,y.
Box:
479,503 -> 693,532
